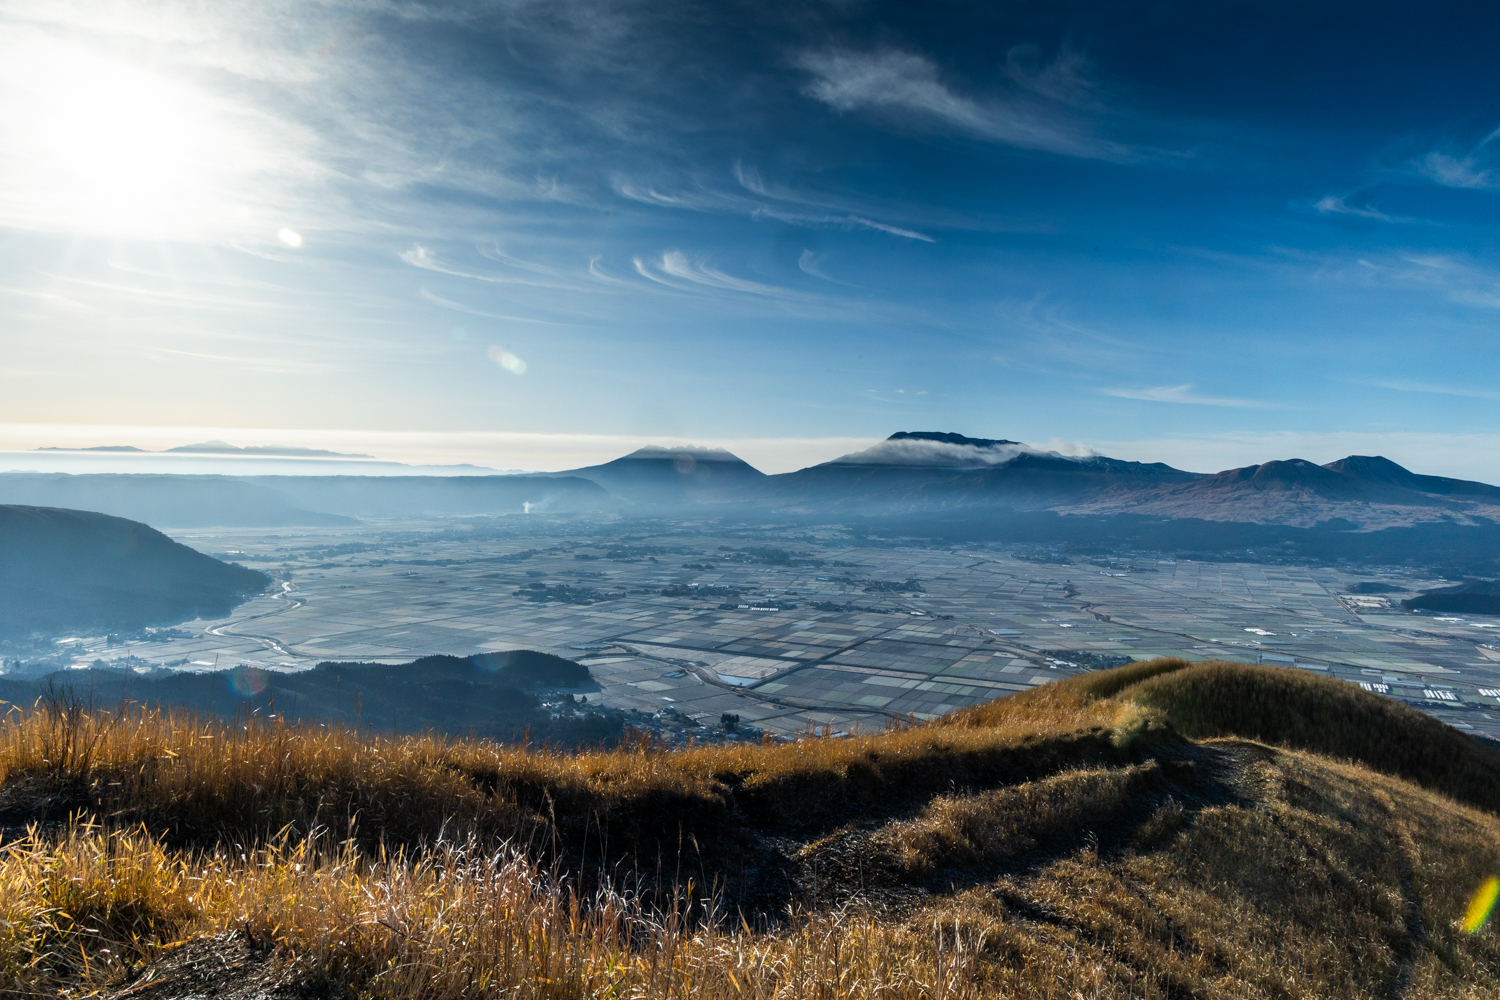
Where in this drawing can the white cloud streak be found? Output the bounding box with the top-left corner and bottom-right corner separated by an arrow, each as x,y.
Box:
656,250 -> 789,296
150,347 -> 331,375
1347,252 -> 1500,310
400,245 -> 574,288
798,249 -> 831,280
1314,194 -> 1393,220
614,170 -> 937,242
417,288 -> 569,325
630,251 -> 795,298
34,272 -> 286,310
796,48 -> 1134,161
1411,127 -> 1500,190
828,438 -> 1070,467
1416,151 -> 1496,190
1102,384 -> 1274,408
1370,379 -> 1500,401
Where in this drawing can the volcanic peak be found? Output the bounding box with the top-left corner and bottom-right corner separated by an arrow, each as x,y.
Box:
828,431 -> 1035,468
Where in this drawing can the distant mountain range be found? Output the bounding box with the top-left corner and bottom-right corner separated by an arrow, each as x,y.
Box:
38,440 -> 376,458
0,505 -> 270,638
5,430 -> 1500,539
545,432 -> 1500,532
1054,454 -> 1500,528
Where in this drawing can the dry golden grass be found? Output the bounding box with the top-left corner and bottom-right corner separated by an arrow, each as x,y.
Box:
0,688 -> 1132,863
894,747 -> 1500,998
0,658 -> 1497,998
0,821 -> 1002,999
955,657 -> 1500,813
877,762 -> 1166,875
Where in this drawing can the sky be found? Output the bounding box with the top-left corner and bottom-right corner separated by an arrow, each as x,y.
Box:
4,0 -> 1500,477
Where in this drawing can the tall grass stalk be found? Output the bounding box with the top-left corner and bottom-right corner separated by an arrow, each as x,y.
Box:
0,822 -> 991,1000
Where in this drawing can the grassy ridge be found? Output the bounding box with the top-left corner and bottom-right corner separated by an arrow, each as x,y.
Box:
958,657 -> 1500,814
0,693 -> 1135,887
0,658 -> 1498,998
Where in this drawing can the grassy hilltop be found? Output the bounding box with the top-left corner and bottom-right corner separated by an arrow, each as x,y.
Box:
0,658 -> 1498,997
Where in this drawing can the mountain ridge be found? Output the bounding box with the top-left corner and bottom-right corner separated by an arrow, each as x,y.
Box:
6,433 -> 1500,533
0,505 -> 270,638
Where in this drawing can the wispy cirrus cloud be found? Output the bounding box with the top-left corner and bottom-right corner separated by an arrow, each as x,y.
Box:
1369,378 -> 1500,401
400,245 -> 575,289
798,249 -> 832,280
795,47 -> 1137,161
1360,253 -> 1500,309
612,168 -> 937,241
1102,384 -> 1273,408
150,347 -> 332,375
1314,194 -> 1395,221
417,288 -> 570,326
35,272 -> 283,310
633,250 -> 792,297
1416,151 -> 1497,190
759,207 -> 935,242
731,163 -> 937,240
1410,126 -> 1500,190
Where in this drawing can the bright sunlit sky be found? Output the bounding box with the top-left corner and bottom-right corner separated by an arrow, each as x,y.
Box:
4,0 -> 1500,477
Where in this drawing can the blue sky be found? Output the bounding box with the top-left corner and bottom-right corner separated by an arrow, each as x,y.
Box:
3,0 -> 1500,476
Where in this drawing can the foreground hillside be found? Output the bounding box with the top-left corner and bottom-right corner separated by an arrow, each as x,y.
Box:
0,658 -> 1497,997
0,505 -> 269,638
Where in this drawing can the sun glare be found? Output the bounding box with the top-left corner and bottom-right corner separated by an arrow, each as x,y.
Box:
0,37 -> 265,239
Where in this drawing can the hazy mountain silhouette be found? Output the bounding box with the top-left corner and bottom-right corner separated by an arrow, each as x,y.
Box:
164,440 -> 376,458
549,447 -> 767,505
1062,455 -> 1500,527
0,505 -> 269,638
0,473 -> 357,527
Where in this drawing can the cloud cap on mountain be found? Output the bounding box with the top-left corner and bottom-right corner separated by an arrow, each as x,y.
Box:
826,431 -> 1058,467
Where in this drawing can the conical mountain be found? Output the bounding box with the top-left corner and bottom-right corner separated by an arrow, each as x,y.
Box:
555,446 -> 766,506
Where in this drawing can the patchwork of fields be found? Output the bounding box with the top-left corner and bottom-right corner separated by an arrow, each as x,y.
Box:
47,516 -> 1500,739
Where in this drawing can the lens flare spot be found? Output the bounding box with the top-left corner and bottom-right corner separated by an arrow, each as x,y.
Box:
486,345 -> 527,374
472,652 -> 509,673
1464,876 -> 1500,933
278,228 -> 303,247
230,664 -> 268,698
674,453 -> 696,474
